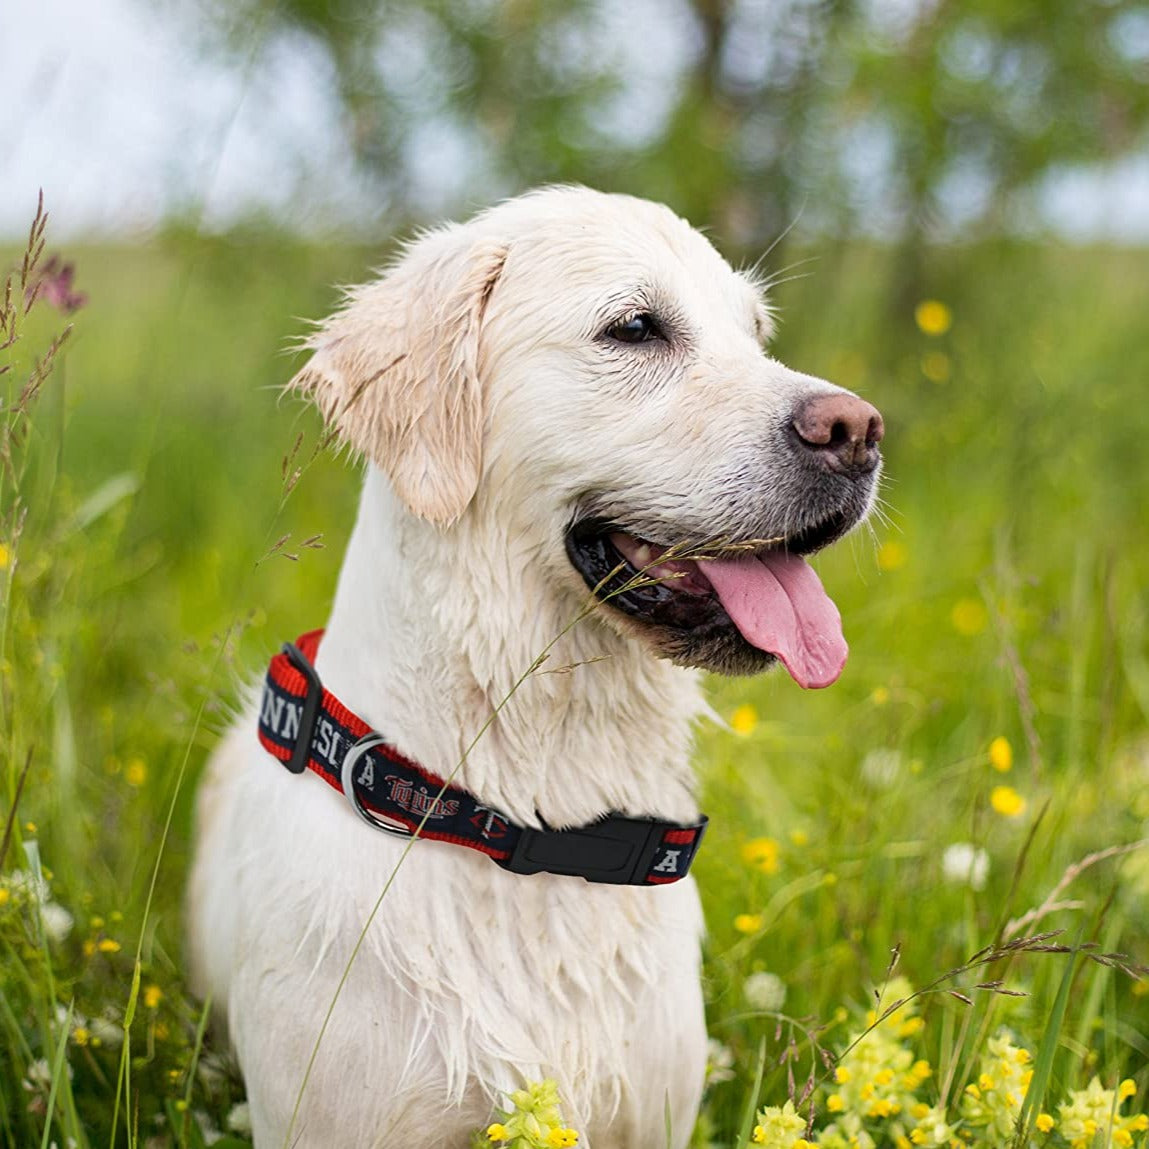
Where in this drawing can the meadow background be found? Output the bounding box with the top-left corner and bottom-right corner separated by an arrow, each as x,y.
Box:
3,2 -> 1149,1147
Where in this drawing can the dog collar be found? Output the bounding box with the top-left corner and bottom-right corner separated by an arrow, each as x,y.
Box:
257,630 -> 708,886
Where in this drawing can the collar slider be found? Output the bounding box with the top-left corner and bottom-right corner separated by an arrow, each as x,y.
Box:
281,641 -> 324,774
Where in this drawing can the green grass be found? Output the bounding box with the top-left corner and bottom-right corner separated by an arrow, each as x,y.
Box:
1,222 -> 1147,1148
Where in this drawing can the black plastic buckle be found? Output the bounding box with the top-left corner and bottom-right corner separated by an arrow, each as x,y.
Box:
281,642 -> 324,775
499,814 -> 666,885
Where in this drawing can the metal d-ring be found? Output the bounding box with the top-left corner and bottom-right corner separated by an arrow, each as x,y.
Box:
340,733 -> 415,838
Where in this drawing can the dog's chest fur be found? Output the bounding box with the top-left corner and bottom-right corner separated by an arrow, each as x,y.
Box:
188,474 -> 710,1147
195,744 -> 706,1146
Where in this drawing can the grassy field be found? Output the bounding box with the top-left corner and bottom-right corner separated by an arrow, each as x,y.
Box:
1,217 -> 1148,1148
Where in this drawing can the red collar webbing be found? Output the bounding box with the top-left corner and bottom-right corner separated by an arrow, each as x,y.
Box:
257,631 -> 708,885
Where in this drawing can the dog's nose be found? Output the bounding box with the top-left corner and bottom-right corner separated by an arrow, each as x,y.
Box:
791,393 -> 884,474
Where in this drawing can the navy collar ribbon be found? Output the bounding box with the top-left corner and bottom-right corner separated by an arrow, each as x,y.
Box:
257,630 -> 708,886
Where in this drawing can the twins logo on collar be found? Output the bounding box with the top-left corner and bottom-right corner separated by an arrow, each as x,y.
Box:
256,632 -> 709,886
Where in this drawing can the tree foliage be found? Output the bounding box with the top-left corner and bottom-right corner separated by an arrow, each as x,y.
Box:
197,0 -> 1149,250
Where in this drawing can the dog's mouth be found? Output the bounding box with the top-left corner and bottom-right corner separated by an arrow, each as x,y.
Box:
565,510 -> 855,687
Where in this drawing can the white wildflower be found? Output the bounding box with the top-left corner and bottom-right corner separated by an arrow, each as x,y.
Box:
704,1038 -> 736,1086
41,902 -> 74,942
743,971 -> 787,1013
6,868 -> 48,902
942,842 -> 990,890
90,1017 -> 123,1047
23,1058 -> 71,1092
860,748 -> 902,788
23,1059 -> 52,1091
227,1102 -> 252,1134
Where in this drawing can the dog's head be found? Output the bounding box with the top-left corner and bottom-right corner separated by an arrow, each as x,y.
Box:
292,187 -> 883,683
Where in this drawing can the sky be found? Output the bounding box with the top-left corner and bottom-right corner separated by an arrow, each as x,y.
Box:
3,0 -> 371,238
4,0 -> 1149,242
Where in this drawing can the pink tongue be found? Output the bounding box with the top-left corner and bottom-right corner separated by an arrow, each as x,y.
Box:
697,552 -> 848,689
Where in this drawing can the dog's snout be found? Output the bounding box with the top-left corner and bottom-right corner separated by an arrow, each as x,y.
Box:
791,393 -> 884,474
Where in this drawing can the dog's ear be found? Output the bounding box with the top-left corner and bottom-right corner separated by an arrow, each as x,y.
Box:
291,228 -> 507,525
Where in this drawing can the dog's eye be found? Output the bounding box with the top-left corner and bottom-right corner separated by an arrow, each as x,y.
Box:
606,313 -> 664,344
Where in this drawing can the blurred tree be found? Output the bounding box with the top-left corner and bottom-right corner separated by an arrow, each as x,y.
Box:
194,0 -> 1149,271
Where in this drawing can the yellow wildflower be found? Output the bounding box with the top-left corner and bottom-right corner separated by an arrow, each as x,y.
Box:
97,938 -> 121,954
731,704 -> 759,735
1119,1079 -> 1137,1101
963,1033 -> 1034,1141
827,1094 -> 845,1113
990,786 -> 1027,818
125,758 -> 147,787
951,598 -> 987,636
914,300 -> 953,336
547,1129 -> 579,1147
920,352 -> 952,383
751,1100 -> 806,1146
73,1026 -> 90,1046
789,828 -> 809,847
0,887 -> 9,907
734,913 -> 764,934
1035,1113 -> 1055,1133
910,1108 -> 959,1149
0,543 -> 8,568
144,984 -> 163,1009
741,837 -> 781,874
877,541 -> 908,571
989,737 -> 1013,772
904,1059 -> 931,1087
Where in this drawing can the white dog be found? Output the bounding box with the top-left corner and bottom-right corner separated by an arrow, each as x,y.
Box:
187,186 -> 883,1148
